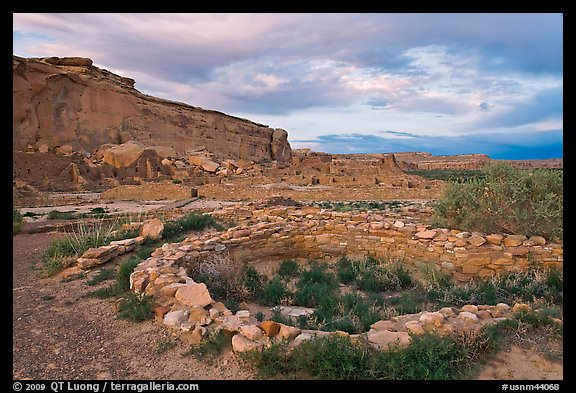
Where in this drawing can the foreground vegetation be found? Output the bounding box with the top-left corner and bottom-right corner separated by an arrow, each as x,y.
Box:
433,162 -> 563,239
242,308 -> 561,380
40,212 -> 222,277
189,254 -> 563,335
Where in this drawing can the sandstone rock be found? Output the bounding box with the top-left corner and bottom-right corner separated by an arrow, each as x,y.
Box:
160,283 -> 188,297
232,333 -> 263,353
468,234 -> 486,247
476,310 -> 492,320
504,235 -> 527,247
164,309 -> 189,329
486,234 -> 504,245
188,306 -> 208,322
293,333 -> 314,346
189,324 -> 206,343
154,305 -> 171,321
528,236 -> 546,246
77,245 -> 121,268
404,321 -> 425,335
209,308 -> 220,320
180,321 -> 196,333
438,307 -> 456,318
393,220 -> 405,228
419,312 -> 445,327
367,330 -> 411,350
461,304 -> 479,314
240,325 -> 264,341
512,303 -> 531,313
102,141 -> 145,168
458,311 -> 479,323
212,302 -> 229,314
370,320 -> 397,331
236,310 -> 250,319
140,218 -> 164,240
174,283 -> 213,308
60,266 -> 84,279
219,315 -> 244,334
188,155 -> 219,172
277,324 -> 302,341
271,129 -> 291,162
415,230 -> 437,239
259,321 -> 281,337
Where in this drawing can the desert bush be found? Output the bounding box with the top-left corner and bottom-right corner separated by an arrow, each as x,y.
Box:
86,268 -> 115,286
190,253 -> 266,302
247,333 -> 485,380
336,256 -> 412,292
183,329 -> 229,360
428,268 -> 563,307
87,256 -> 141,298
261,277 -> 290,306
162,212 -> 220,241
277,259 -> 299,277
433,162 -> 563,239
13,209 -> 23,235
47,210 -> 77,220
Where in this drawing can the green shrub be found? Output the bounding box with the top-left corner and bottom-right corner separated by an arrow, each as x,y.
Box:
13,209 -> 23,235
183,330 -> 229,360
294,282 -> 335,308
278,260 -> 299,277
429,268 -> 563,307
86,268 -> 115,286
117,292 -> 155,322
240,340 -> 293,378
116,256 -> 141,292
47,210 -> 77,220
261,277 -> 290,305
433,162 -> 563,239
291,335 -> 371,379
162,213 -> 219,241
270,307 -> 292,325
336,257 -> 356,284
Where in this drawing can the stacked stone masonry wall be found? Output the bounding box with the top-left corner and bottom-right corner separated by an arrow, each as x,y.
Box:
162,205 -> 563,282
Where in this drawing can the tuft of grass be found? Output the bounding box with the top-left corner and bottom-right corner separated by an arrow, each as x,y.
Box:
86,268 -> 115,286
156,339 -> 177,354
87,256 -> 141,298
117,292 -> 155,322
183,330 -> 228,360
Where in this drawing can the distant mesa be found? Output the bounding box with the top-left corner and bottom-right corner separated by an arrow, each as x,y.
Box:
13,54 -> 292,192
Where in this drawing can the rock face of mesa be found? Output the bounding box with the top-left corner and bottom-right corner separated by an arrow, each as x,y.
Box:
13,55 -> 291,163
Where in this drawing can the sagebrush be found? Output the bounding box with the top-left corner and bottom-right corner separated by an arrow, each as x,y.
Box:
433,162 -> 562,239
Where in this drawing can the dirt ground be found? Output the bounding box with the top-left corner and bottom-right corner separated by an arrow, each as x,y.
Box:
13,208 -> 563,381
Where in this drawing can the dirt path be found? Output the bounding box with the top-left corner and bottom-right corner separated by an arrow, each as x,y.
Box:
13,232 -> 562,380
12,232 -> 253,380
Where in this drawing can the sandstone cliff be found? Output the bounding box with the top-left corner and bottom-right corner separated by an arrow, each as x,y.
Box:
13,55 -> 291,163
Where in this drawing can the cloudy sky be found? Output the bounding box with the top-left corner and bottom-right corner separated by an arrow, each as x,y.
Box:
13,13 -> 563,159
